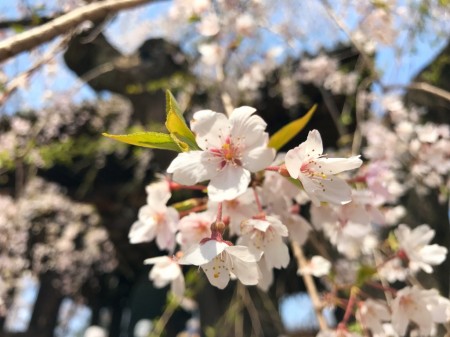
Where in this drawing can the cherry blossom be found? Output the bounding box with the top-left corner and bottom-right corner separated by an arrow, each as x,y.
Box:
208,189 -> 258,236
239,216 -> 289,291
144,256 -> 185,299
240,216 -> 290,270
310,201 -> 374,259
356,299 -> 390,335
285,130 -> 362,206
167,107 -> 275,202
298,255 -> 331,277
176,211 -> 213,250
128,180 -> 179,251
391,286 -> 449,336
395,224 -> 448,274
178,239 -> 262,289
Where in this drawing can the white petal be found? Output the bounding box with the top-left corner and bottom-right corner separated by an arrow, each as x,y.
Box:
314,156 -> 362,175
179,240 -> 228,265
129,220 -> 156,244
264,238 -> 290,269
144,256 -> 170,265
285,147 -> 303,179
304,130 -> 324,157
229,254 -> 260,286
167,151 -> 219,185
256,259 -> 273,291
242,146 -> 275,172
300,175 -> 352,205
229,106 -> 268,148
201,256 -> 230,289
191,110 -> 230,149
420,244 -> 447,266
226,245 -> 262,262
208,165 -> 251,201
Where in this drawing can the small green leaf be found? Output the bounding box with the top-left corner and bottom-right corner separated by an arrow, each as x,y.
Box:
165,90 -> 200,151
102,131 -> 182,152
268,104 -> 317,150
356,265 -> 377,286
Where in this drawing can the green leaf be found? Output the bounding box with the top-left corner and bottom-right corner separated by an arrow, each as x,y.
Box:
165,90 -> 200,152
356,265 -> 377,286
268,104 -> 317,150
102,131 -> 182,152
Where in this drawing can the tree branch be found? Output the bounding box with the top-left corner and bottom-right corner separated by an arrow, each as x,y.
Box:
0,0 -> 160,63
0,13 -> 64,30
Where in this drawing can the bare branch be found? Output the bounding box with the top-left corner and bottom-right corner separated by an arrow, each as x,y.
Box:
0,13 -> 64,30
385,81 -> 450,103
291,241 -> 329,332
0,0 -> 161,63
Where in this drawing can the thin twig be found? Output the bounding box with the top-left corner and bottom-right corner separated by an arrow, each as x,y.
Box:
238,283 -> 263,337
290,240 -> 329,331
149,296 -> 179,337
384,82 -> 450,103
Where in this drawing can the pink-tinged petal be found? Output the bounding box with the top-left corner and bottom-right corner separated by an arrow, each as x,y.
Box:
179,240 -> 228,265
129,220 -> 156,244
167,151 -> 219,186
300,175 -> 352,205
314,156 -> 362,175
226,245 -> 263,263
285,147 -> 303,179
155,225 -> 176,252
229,106 -> 268,148
201,257 -> 230,289
229,255 -> 259,286
284,214 -> 311,245
191,110 -> 230,149
242,146 -> 276,172
145,180 -> 172,205
264,237 -> 290,269
165,207 -> 180,232
208,165 -> 251,201
304,130 -> 324,157
256,259 -> 273,291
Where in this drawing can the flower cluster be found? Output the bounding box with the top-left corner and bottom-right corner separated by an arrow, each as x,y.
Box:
129,104 -> 450,336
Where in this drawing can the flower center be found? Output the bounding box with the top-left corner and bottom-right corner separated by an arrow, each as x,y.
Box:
301,160 -> 327,179
210,136 -> 242,168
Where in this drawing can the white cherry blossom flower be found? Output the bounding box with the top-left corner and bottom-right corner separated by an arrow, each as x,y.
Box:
395,224 -> 448,274
391,286 -> 448,336
129,181 -> 179,251
178,239 -> 262,289
356,299 -> 390,335
240,215 -> 290,269
167,107 -> 275,202
298,255 -> 331,277
144,256 -> 185,299
285,130 -> 362,206
176,211 -> 213,250
310,201 -> 373,258
208,189 -> 258,236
